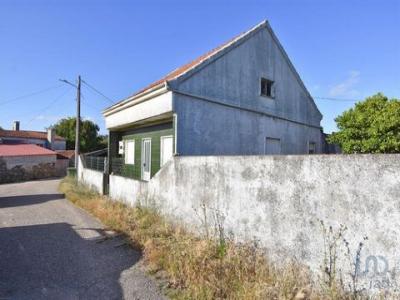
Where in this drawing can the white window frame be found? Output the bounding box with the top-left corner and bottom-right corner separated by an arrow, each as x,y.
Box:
160,135 -> 174,167
141,138 -> 152,181
124,139 -> 135,165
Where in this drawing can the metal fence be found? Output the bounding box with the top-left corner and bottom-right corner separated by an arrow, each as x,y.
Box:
110,157 -> 137,179
81,156 -> 138,179
110,157 -> 123,175
83,156 -> 107,173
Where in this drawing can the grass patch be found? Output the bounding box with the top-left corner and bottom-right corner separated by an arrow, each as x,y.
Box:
60,177 -> 362,299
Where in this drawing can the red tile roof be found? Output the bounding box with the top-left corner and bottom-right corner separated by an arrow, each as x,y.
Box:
0,144 -> 57,157
0,130 -> 65,141
129,36 -> 238,98
103,21 -> 269,115
56,150 -> 75,159
118,22 -> 267,104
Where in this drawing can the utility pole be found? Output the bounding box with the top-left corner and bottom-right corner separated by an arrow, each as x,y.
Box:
60,76 -> 81,170
75,76 -> 81,169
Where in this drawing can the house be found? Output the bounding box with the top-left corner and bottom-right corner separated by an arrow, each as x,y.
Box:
56,150 -> 76,167
0,144 -> 61,183
0,121 -> 66,150
103,20 -> 323,181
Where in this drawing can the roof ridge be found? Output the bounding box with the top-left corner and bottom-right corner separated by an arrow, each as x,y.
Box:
0,129 -> 65,141
0,144 -> 57,157
166,20 -> 268,84
105,20 -> 268,111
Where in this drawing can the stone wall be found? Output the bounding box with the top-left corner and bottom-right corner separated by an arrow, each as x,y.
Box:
0,155 -> 59,183
55,159 -> 69,177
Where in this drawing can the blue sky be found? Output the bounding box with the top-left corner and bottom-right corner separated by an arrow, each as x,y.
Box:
0,0 -> 399,134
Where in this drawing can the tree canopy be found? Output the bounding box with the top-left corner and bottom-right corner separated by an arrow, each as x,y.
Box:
328,93 -> 400,153
52,117 -> 107,153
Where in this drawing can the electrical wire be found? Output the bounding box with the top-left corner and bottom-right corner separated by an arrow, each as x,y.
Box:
81,93 -> 105,111
0,84 -> 64,106
313,96 -> 360,102
26,88 -> 72,125
81,80 -> 114,104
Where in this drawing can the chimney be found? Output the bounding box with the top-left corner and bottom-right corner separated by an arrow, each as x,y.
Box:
47,128 -> 55,149
13,121 -> 20,131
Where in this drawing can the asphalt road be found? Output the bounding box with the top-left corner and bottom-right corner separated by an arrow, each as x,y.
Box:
0,179 -> 166,300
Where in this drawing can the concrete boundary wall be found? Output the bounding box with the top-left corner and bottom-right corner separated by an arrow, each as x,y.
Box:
109,174 -> 144,206
90,154 -> 400,293
77,157 -> 104,194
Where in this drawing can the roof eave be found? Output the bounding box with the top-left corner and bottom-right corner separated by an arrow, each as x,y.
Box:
103,82 -> 169,117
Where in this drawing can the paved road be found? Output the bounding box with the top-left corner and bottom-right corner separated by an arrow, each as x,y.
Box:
0,179 -> 166,300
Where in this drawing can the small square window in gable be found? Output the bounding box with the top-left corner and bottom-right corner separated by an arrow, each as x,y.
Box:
260,77 -> 275,98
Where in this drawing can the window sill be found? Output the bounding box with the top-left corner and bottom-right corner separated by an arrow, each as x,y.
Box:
260,94 -> 275,100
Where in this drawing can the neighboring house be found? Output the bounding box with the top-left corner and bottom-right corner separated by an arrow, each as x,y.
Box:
56,150 -> 76,167
103,20 -> 323,181
0,144 -> 61,183
0,121 -> 66,150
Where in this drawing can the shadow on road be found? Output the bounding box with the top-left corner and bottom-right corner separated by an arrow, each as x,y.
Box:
0,222 -> 141,299
0,194 -> 63,208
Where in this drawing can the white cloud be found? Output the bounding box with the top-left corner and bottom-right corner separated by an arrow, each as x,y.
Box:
329,70 -> 361,97
311,84 -> 320,91
33,115 -> 66,122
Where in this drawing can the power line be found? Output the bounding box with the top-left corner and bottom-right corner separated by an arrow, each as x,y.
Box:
313,96 -> 360,102
81,92 -> 105,111
0,84 -> 64,106
26,88 -> 72,125
81,80 -> 114,104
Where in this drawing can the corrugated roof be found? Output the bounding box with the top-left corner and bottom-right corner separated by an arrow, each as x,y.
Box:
0,130 -> 65,141
0,144 -> 57,157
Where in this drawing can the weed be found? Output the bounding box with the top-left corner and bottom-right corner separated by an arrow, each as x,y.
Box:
60,178 -> 390,299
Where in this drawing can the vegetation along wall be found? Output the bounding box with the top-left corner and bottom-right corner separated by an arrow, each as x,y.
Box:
104,154 -> 400,294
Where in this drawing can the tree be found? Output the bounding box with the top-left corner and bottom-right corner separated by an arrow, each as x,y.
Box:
52,117 -> 107,153
328,93 -> 400,153
97,134 -> 108,149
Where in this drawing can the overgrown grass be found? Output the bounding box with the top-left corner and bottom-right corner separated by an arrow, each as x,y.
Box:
60,177 -> 356,299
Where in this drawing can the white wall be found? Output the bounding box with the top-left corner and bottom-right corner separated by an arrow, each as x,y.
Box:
108,154 -> 400,294
105,91 -> 173,129
109,174 -> 145,206
77,157 -> 104,194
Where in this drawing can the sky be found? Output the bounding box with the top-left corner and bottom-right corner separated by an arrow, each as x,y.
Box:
0,0 -> 399,134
